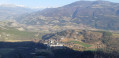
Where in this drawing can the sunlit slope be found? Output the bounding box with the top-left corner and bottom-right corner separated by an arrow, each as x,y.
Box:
0,27 -> 36,42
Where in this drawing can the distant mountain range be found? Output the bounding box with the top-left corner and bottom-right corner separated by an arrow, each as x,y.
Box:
16,1 -> 119,30
0,4 -> 35,20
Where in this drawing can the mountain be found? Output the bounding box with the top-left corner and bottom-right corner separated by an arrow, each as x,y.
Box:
16,1 -> 119,30
0,4 -> 35,20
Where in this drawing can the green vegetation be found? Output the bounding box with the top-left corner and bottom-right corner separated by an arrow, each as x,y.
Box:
0,28 -> 36,41
70,41 -> 92,48
0,29 -> 35,37
0,24 -> 51,42
84,49 -> 97,51
103,31 -> 112,37
0,27 -> 49,42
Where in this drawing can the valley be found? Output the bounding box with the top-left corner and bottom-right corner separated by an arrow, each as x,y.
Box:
0,0 -> 119,58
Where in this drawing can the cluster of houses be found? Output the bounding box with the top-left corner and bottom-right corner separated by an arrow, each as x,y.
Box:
43,39 -> 64,48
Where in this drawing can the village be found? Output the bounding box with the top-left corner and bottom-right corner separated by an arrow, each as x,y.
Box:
41,38 -> 64,49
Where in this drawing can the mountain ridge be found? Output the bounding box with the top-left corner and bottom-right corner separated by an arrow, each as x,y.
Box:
16,1 -> 119,30
0,4 -> 36,21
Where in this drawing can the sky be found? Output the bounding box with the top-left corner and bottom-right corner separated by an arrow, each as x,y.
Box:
0,0 -> 119,9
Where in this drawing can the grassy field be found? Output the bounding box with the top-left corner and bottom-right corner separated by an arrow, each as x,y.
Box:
0,27 -> 48,42
112,33 -> 119,38
70,41 -> 92,48
84,49 -> 97,51
0,28 -> 35,40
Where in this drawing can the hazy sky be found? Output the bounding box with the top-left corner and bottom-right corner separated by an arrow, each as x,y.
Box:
0,0 -> 119,8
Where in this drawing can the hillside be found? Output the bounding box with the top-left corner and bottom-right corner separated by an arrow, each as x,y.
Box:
0,26 -> 35,42
16,1 -> 119,30
0,21 -> 48,42
42,29 -> 119,51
